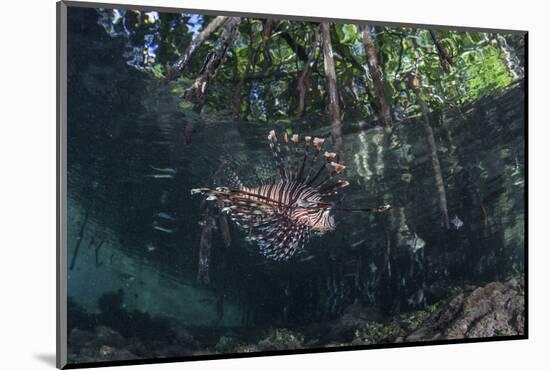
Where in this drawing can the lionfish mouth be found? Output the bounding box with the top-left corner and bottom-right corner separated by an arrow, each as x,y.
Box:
191,130 -> 390,261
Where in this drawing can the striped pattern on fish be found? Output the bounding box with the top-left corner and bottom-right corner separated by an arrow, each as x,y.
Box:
191,130 -> 350,261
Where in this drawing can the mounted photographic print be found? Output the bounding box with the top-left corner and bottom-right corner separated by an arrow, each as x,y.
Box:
57,1 -> 527,368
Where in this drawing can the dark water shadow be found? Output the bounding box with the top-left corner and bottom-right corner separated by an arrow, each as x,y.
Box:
34,353 -> 56,367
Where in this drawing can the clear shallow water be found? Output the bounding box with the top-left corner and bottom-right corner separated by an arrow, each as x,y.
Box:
65,8 -> 525,362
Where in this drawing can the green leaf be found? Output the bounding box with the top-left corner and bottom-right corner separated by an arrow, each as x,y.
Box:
336,24 -> 358,44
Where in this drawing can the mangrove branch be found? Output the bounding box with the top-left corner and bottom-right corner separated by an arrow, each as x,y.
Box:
296,26 -> 320,118
360,25 -> 393,129
429,30 -> 453,73
184,17 -> 241,112
164,16 -> 228,83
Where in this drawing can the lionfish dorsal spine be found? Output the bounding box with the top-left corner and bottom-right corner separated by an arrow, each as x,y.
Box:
267,130 -> 288,181
295,135 -> 312,182
282,132 -> 294,180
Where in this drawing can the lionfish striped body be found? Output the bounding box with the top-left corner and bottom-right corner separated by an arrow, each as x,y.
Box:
192,130 -> 349,261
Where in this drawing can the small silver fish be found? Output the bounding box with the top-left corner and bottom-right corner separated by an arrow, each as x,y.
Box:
406,233 -> 426,253
154,212 -> 176,221
298,255 -> 315,262
147,174 -> 175,179
153,225 -> 177,233
369,262 -> 377,273
117,272 -> 135,283
407,289 -> 426,306
351,239 -> 366,248
451,215 -> 464,230
149,165 -> 177,174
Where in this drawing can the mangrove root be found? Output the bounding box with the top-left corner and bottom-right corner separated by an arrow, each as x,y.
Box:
218,213 -> 232,248
95,238 -> 105,268
69,211 -> 89,271
197,204 -> 215,285
184,17 -> 242,112
164,16 -> 228,83
412,80 -> 451,229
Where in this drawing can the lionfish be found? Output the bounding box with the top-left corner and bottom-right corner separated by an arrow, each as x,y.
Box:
191,130 -> 390,261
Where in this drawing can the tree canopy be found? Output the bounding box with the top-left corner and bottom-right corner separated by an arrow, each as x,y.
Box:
97,8 -> 524,126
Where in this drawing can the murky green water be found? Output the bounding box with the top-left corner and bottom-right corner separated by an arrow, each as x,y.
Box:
65,7 -> 525,364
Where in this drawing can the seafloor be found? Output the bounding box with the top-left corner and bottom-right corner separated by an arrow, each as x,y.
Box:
68,277 -> 524,364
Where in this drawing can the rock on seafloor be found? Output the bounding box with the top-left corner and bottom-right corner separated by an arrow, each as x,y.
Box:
405,278 -> 525,341
67,325 -> 198,363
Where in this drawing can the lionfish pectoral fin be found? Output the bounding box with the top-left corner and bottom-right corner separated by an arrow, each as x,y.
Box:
190,187 -> 213,195
190,187 -> 240,207
250,213 -> 309,261
333,204 -> 392,212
